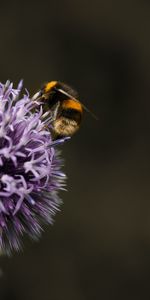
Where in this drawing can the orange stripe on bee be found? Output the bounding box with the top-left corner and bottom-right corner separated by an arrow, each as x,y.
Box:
62,99 -> 83,112
45,81 -> 57,92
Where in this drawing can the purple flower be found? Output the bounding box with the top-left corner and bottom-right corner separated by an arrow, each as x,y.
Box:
0,80 -> 68,255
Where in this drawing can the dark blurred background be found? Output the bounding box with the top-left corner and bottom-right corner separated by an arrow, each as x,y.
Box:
0,0 -> 150,299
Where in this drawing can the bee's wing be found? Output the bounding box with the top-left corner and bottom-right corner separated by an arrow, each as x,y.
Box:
80,103 -> 99,120
57,88 -> 98,120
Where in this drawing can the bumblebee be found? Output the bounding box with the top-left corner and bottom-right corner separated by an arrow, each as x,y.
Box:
33,81 -> 83,138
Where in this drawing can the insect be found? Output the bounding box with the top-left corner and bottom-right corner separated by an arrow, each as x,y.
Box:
32,81 -> 97,138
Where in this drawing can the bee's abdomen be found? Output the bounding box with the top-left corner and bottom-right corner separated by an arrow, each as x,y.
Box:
53,117 -> 79,137
61,108 -> 82,124
61,99 -> 82,122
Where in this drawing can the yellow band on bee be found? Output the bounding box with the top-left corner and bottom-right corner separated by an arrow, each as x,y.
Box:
45,81 -> 57,92
62,99 -> 83,112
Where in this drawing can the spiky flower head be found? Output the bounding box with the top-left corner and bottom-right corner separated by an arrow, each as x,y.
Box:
0,81 -> 67,255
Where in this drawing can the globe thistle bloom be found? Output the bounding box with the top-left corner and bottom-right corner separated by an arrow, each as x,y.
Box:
0,81 -> 68,255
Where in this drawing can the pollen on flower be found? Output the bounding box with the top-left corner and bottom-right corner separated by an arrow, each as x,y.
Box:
0,81 -> 67,255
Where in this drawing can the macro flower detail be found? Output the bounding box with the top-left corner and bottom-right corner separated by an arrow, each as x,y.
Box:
0,81 -> 67,254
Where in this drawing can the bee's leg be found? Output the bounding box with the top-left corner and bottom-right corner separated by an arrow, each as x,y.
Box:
51,102 -> 61,140
51,101 -> 60,121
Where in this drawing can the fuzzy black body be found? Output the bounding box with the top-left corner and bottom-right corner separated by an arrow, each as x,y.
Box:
39,81 -> 83,137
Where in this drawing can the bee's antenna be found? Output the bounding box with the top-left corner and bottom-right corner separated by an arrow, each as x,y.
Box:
32,91 -> 42,101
